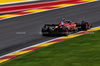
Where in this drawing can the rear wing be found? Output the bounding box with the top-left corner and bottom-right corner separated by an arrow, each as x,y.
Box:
44,24 -> 59,26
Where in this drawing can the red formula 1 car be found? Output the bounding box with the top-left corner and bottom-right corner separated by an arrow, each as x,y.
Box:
41,20 -> 92,36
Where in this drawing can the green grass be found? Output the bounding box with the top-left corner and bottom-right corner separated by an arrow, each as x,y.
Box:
0,31 -> 100,66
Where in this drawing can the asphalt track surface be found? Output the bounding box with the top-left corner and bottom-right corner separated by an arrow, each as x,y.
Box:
0,1 -> 100,56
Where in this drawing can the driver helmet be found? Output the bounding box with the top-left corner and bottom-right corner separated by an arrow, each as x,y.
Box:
62,18 -> 66,21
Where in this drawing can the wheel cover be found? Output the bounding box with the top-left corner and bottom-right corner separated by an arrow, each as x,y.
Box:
85,23 -> 88,29
65,29 -> 68,35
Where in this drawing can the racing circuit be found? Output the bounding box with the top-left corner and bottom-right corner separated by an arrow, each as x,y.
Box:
0,0 -> 100,59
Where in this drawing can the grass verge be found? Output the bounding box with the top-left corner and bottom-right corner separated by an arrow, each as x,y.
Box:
0,30 -> 100,66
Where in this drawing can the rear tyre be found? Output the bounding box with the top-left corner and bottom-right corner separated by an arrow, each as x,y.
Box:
61,27 -> 69,36
81,21 -> 89,30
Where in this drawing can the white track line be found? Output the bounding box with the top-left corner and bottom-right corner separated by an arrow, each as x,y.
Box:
0,0 -> 98,20
0,26 -> 99,58
0,0 -> 40,5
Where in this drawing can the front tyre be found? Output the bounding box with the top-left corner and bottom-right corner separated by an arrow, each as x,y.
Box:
81,21 -> 89,30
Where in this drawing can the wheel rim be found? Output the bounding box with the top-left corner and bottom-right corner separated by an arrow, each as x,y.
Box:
85,23 -> 88,29
65,29 -> 68,35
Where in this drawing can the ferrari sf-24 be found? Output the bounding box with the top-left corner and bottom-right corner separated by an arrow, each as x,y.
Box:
41,19 -> 92,36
